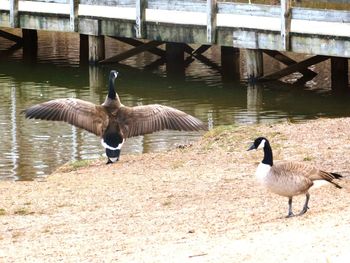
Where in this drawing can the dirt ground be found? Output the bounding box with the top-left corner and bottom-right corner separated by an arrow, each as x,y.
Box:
1,118 -> 350,262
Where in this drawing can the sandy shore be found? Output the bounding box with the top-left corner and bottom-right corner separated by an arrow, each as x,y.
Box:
1,118 -> 350,262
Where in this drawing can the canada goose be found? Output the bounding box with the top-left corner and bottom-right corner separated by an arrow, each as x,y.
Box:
24,70 -> 207,164
248,137 -> 342,217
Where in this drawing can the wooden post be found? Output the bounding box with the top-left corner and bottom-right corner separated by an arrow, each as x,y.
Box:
10,0 -> 19,28
166,42 -> 185,78
88,35 -> 105,64
207,0 -> 217,44
331,57 -> 349,92
221,46 -> 240,81
136,0 -> 146,38
79,34 -> 89,65
246,49 -> 263,82
70,0 -> 79,32
22,29 -> 38,61
281,0 -> 291,51
247,82 -> 263,112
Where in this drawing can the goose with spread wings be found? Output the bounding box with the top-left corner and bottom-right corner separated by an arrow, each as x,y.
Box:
24,70 -> 207,164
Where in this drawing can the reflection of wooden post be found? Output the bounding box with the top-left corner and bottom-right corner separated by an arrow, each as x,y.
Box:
247,83 -> 263,123
166,42 -> 185,79
246,49 -> 263,82
221,46 -> 240,81
22,29 -> 38,61
331,57 -> 349,92
10,0 -> 19,28
89,66 -> 105,94
89,35 -> 105,64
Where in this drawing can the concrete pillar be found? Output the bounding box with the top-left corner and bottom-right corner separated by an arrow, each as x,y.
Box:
79,34 -> 89,65
166,42 -> 185,79
331,57 -> 349,92
246,49 -> 263,82
88,35 -> 105,64
22,29 -> 38,61
221,46 -> 240,81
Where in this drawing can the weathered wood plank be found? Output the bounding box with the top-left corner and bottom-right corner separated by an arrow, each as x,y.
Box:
135,0 -> 146,38
260,55 -> 328,81
89,35 -> 105,63
281,0 -> 291,51
207,0 -> 217,44
9,0 -> 19,28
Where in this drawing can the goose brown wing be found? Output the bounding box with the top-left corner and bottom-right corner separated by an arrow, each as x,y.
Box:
116,104 -> 207,138
23,98 -> 109,136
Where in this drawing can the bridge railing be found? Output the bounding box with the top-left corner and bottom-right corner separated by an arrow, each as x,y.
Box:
1,0 -> 349,54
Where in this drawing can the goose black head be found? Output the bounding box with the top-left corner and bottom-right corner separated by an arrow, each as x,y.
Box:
247,137 -> 269,151
108,70 -> 119,100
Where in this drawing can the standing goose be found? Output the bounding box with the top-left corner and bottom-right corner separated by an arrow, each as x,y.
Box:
248,137 -> 342,217
24,70 -> 207,164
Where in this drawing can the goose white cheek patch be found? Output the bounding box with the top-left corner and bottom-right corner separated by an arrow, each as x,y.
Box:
257,139 -> 266,149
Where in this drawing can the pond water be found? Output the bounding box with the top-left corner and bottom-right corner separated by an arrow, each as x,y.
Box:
0,30 -> 349,180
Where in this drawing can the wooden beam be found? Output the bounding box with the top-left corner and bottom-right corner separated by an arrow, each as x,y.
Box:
184,44 -> 221,73
136,0 -> 147,38
0,30 -> 22,43
207,0 -> 217,44
110,37 -> 166,57
70,0 -> 79,32
260,55 -> 328,81
263,50 -> 317,78
9,0 -> 19,28
99,40 -> 163,64
281,0 -> 291,51
166,42 -> 185,78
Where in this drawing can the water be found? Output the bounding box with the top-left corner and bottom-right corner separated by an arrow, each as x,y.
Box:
0,30 -> 349,181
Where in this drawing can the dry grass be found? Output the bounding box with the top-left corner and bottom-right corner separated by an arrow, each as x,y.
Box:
0,118 -> 350,262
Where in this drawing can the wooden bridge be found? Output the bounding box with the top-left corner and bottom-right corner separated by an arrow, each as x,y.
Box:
0,0 -> 349,90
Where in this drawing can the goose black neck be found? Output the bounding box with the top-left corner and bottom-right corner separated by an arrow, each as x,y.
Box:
262,140 -> 273,166
108,77 -> 116,99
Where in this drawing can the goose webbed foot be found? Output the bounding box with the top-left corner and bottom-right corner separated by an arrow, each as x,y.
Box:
298,192 -> 310,216
106,158 -> 119,164
298,206 -> 309,216
286,212 -> 295,218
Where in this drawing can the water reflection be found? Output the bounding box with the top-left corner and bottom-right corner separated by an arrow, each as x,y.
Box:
0,31 -> 349,180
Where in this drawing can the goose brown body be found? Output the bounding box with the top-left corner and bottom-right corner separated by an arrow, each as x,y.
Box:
263,161 -> 341,198
248,137 -> 342,217
24,70 -> 207,163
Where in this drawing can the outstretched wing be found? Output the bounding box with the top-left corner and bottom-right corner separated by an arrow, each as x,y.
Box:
116,104 -> 207,138
23,98 -> 109,137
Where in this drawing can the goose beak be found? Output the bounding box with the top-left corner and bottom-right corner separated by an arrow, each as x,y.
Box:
247,143 -> 256,151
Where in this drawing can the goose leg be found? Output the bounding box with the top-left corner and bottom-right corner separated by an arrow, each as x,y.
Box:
298,192 -> 310,216
286,197 -> 295,218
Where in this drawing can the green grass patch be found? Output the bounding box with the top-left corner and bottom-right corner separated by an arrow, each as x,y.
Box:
0,208 -> 6,216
